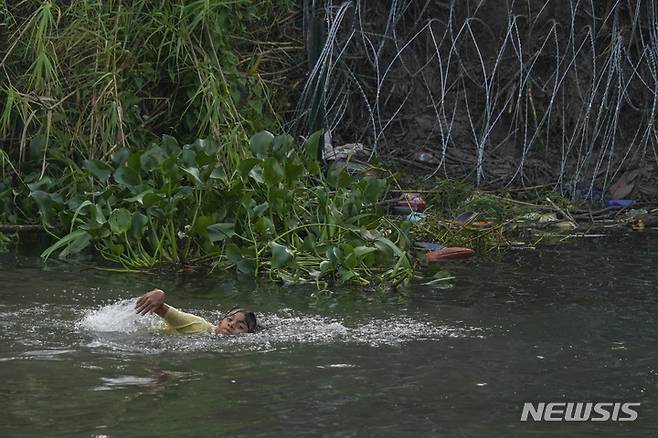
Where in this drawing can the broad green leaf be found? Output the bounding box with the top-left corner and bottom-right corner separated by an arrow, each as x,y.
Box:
238,158 -> 260,178
195,149 -> 216,167
262,157 -> 285,185
338,267 -> 356,282
126,190 -> 162,208
181,149 -> 196,167
269,241 -> 293,268
26,177 -> 53,192
363,178 -> 387,203
130,212 -> 149,238
210,167 -> 226,181
182,166 -> 203,186
237,259 -> 256,274
83,160 -> 113,181
126,151 -> 141,172
29,134 -> 46,160
326,246 -> 342,266
253,202 -> 269,216
161,135 -> 179,155
272,134 -> 294,154
161,155 -> 178,175
126,190 -> 154,205
30,190 -> 52,212
354,246 -> 377,260
254,216 -> 275,235
248,165 -> 264,184
224,244 -> 257,274
109,208 -> 132,234
303,129 -> 324,161
207,223 -> 236,242
89,204 -> 106,227
375,236 -> 404,257
250,131 -> 274,156
69,200 -> 93,233
336,169 -> 354,189
422,269 -> 456,287
140,146 -> 165,172
307,160 -> 321,176
195,138 -> 218,156
111,148 -> 130,166
225,243 -> 243,264
342,252 -> 357,269
319,260 -> 333,273
193,215 -> 215,238
241,193 -> 254,210
114,167 -> 140,187
284,161 -> 304,185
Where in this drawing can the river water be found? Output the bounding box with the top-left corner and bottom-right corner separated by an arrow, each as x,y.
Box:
0,231 -> 656,437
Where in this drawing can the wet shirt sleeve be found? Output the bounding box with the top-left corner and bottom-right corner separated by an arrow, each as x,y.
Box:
163,306 -> 215,335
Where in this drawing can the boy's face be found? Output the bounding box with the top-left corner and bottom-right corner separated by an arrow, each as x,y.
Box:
216,311 -> 250,335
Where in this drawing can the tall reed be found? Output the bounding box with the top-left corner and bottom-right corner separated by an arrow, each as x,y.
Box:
1,0 -> 294,173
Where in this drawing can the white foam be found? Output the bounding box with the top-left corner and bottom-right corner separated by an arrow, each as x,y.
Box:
77,299 -> 483,352
77,299 -> 162,333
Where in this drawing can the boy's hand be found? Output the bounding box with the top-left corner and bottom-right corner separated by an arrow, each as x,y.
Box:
135,288 -> 166,316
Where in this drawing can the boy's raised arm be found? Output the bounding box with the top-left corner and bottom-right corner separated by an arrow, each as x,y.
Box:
135,288 -> 170,317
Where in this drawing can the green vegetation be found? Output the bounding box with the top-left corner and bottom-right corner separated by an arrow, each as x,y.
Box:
33,131 -> 413,288
2,1 -> 629,289
0,1 -> 292,173
0,1 -> 418,288
0,0 -> 296,226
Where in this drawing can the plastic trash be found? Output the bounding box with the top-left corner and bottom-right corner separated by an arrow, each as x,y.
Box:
426,247 -> 475,262
405,212 -> 426,223
414,241 -> 445,251
415,151 -> 438,164
397,192 -> 427,211
606,199 -> 634,208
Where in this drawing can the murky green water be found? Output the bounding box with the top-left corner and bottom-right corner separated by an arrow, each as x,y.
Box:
1,231 -> 657,437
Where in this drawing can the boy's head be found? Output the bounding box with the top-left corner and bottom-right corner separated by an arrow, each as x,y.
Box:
216,306 -> 257,335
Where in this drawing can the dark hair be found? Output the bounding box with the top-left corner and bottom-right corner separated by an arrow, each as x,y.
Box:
224,306 -> 258,333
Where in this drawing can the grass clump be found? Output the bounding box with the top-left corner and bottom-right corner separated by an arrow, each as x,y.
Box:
0,0 -> 293,173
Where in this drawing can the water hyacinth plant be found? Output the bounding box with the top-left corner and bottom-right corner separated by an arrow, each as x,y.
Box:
35,131 -> 414,288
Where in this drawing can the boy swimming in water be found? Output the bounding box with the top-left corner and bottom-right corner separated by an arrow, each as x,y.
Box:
135,289 -> 257,335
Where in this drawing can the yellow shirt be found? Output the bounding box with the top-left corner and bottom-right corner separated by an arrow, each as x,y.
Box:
163,306 -> 215,335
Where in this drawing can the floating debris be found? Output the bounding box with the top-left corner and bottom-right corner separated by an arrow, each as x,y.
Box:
426,247 -> 475,262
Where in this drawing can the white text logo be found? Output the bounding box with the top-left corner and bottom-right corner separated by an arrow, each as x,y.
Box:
520,402 -> 640,422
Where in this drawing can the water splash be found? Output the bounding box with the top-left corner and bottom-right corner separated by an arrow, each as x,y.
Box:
77,299 -> 483,353
77,299 -> 162,334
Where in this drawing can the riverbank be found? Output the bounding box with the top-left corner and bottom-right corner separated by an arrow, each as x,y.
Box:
2,152 -> 655,289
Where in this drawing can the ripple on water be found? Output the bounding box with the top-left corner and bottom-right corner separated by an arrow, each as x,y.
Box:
75,299 -> 484,353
